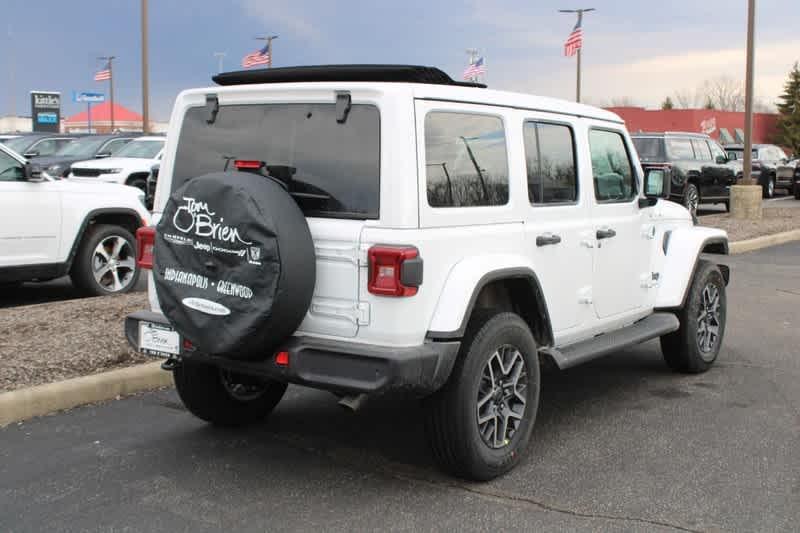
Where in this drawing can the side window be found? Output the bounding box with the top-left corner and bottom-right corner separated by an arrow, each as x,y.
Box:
425,112 -> 509,208
0,151 -> 25,181
523,121 -> 577,204
104,139 -> 131,155
691,139 -> 712,161
30,139 -> 58,156
589,129 -> 636,203
708,140 -> 726,162
666,138 -> 695,160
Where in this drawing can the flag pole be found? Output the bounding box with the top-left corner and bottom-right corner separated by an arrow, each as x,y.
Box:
255,35 -> 278,68
99,55 -> 116,131
559,8 -> 594,103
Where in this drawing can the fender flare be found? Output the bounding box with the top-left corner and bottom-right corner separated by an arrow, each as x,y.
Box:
655,227 -> 729,310
427,262 -> 554,347
65,208 -> 145,270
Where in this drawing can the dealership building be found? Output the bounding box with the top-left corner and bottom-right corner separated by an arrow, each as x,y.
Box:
606,107 -> 779,145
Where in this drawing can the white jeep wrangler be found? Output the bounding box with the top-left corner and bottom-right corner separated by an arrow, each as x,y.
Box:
126,65 -> 729,481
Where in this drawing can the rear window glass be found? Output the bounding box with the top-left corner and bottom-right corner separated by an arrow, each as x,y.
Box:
172,104 -> 380,219
632,137 -> 666,162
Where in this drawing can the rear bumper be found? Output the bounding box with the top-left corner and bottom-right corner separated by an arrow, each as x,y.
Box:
125,310 -> 460,395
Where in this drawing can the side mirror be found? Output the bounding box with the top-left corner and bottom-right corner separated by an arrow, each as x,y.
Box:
18,162 -> 43,182
23,150 -> 39,158
639,168 -> 670,207
716,154 -> 728,164
95,152 -> 112,159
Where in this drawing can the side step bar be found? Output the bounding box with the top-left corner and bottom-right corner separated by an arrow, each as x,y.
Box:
543,312 -> 680,369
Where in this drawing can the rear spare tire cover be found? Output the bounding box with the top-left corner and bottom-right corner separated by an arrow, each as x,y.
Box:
154,171 -> 315,360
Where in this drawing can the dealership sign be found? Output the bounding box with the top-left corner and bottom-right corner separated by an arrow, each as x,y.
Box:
73,91 -> 105,103
30,91 -> 61,133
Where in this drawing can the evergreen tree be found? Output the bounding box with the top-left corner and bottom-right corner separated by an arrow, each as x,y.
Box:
661,97 -> 675,110
704,97 -> 715,110
775,62 -> 800,155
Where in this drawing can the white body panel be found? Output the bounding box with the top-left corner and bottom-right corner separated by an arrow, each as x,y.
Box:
69,136 -> 164,185
149,82 -> 727,352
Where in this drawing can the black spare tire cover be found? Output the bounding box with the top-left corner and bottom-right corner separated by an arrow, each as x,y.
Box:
154,171 -> 315,360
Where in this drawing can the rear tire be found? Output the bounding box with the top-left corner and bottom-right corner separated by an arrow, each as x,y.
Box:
424,311 -> 540,481
763,175 -> 775,199
794,183 -> 800,200
173,360 -> 287,427
70,224 -> 140,296
660,260 -> 726,374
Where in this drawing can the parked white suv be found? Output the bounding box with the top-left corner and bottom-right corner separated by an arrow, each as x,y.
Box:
69,136 -> 165,193
0,144 -> 151,295
125,65 -> 730,480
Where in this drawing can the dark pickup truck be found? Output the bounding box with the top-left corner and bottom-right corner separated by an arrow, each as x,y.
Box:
632,132 -> 736,217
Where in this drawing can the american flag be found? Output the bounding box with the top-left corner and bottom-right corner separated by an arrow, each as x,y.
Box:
564,19 -> 583,57
462,57 -> 486,80
94,64 -> 112,81
242,42 -> 271,68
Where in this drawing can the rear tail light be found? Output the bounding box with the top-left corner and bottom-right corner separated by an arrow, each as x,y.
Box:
367,246 -> 422,297
274,351 -> 290,366
136,226 -> 155,270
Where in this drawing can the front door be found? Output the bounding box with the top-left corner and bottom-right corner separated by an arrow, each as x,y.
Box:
0,152 -> 62,267
521,117 -> 594,337
587,127 -> 650,319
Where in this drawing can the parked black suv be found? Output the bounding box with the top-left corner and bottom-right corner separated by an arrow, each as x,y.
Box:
632,132 -> 736,216
725,144 -> 790,199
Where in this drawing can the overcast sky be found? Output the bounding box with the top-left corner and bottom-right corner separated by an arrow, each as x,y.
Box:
2,0 -> 797,121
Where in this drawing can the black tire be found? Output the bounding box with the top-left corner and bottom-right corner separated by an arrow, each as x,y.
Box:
660,260 -> 726,374
173,360 -> 287,427
126,176 -> 148,194
70,224 -> 140,296
683,183 -> 699,218
722,200 -> 730,212
763,174 -> 775,199
424,311 -> 540,481
794,183 -> 800,200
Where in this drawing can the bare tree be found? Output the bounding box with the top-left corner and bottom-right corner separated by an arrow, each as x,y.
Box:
699,76 -> 745,111
673,89 -> 698,109
608,96 -> 636,107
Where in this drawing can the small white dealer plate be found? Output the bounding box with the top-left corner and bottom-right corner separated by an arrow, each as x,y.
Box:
139,321 -> 180,358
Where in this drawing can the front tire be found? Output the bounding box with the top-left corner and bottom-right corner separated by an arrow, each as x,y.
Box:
174,360 -> 287,427
70,224 -> 140,296
793,182 -> 800,200
763,175 -> 775,198
683,183 -> 699,218
660,260 -> 726,373
126,176 -> 148,194
424,312 -> 540,481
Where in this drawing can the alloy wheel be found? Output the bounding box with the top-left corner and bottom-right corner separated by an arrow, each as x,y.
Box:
696,283 -> 721,359
685,187 -> 699,216
92,235 -> 136,292
476,344 -> 528,449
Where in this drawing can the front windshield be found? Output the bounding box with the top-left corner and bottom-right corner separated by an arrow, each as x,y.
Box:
4,136 -> 36,154
115,139 -> 163,159
55,137 -> 108,158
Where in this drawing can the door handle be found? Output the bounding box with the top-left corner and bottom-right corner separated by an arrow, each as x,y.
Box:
596,228 -> 617,240
536,233 -> 562,246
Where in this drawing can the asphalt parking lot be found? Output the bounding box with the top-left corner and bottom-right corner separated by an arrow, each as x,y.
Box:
1,243 -> 799,532
697,193 -> 798,216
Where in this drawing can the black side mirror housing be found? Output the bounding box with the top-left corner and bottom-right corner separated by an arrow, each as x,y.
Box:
716,155 -> 728,164
23,150 -> 39,158
640,167 -> 671,208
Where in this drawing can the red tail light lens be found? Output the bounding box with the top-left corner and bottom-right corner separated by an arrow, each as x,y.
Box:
136,226 -> 155,269
368,246 -> 422,297
275,351 -> 290,366
234,159 -> 263,170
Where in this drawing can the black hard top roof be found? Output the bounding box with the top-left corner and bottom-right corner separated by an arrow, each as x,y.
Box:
212,64 -> 486,88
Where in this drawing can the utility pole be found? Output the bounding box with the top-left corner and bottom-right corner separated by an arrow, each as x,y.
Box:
140,0 -> 150,133
255,35 -> 278,67
214,52 -> 227,73
742,0 -> 756,186
559,8 -> 595,103
99,56 -> 116,131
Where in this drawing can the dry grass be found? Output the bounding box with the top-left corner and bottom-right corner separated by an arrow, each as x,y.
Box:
700,207 -> 800,242
0,292 -> 149,393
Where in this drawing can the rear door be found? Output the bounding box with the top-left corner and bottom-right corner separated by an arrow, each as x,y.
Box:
168,96 -> 382,338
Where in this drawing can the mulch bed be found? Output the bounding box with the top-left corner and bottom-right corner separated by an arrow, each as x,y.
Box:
700,206 -> 800,242
0,292 -> 149,393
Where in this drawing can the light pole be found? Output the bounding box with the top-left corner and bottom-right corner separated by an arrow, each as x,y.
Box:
559,8 -> 595,103
141,0 -> 150,133
214,52 -> 226,73
255,35 -> 278,67
731,0 -> 762,220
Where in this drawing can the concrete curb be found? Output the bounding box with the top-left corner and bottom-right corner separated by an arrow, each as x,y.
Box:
0,361 -> 172,427
729,229 -> 800,254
